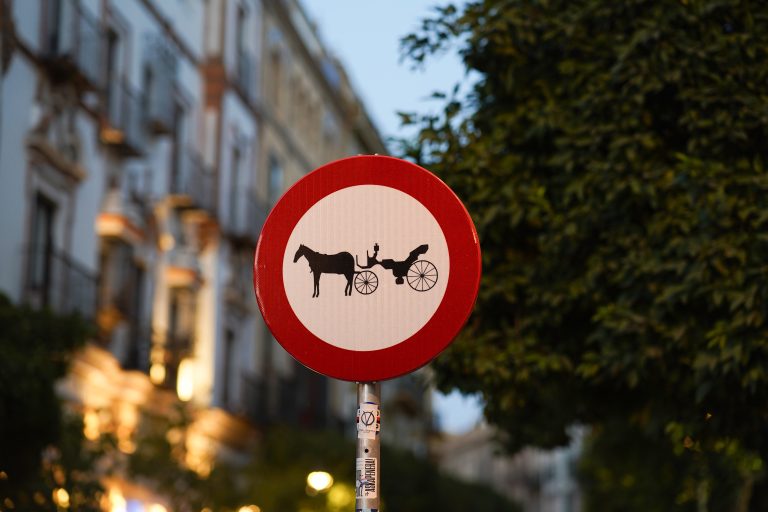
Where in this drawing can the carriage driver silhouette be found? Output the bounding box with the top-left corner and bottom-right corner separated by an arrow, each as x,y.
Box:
293,243 -> 435,297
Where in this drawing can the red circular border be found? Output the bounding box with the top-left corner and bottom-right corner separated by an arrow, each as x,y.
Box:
253,155 -> 481,381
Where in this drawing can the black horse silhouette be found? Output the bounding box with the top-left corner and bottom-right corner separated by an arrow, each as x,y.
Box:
294,244 -> 355,297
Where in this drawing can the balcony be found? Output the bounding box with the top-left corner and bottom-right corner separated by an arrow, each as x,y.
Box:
169,149 -> 216,213
42,0 -> 104,89
226,189 -> 268,243
101,80 -> 145,156
26,246 -> 97,320
96,187 -> 145,245
166,245 -> 201,288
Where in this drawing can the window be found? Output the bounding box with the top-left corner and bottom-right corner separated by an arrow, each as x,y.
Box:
323,110 -> 339,155
141,63 -> 153,122
268,154 -> 283,205
269,50 -> 282,108
169,289 -> 184,343
294,82 -> 305,133
170,101 -> 186,192
98,239 -> 128,312
105,29 -> 120,120
229,146 -> 241,227
222,328 -> 235,407
124,265 -> 145,370
236,5 -> 247,59
165,287 -> 195,386
97,239 -> 145,367
47,0 -> 62,53
143,33 -> 179,134
29,194 -> 56,306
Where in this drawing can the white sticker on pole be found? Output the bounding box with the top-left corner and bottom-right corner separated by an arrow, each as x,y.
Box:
356,403 -> 380,440
355,457 -> 378,499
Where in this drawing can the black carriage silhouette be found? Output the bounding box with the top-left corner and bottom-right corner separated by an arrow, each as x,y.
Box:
354,243 -> 438,295
293,243 -> 438,297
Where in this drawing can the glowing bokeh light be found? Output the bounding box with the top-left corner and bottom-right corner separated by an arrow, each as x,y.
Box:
176,358 -> 195,401
149,363 -> 166,385
306,471 -> 334,492
52,488 -> 70,508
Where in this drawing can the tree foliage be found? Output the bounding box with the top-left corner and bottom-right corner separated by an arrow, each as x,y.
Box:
578,420 -> 765,512
400,0 -> 768,507
0,294 -> 103,509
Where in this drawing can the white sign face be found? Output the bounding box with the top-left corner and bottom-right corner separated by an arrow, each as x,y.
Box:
282,185 -> 450,351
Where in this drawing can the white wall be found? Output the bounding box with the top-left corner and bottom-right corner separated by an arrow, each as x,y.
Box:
12,0 -> 43,53
69,112 -> 106,271
0,56 -> 37,300
152,0 -> 205,59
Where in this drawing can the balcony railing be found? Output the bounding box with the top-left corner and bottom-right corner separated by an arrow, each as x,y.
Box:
170,149 -> 216,213
100,186 -> 145,232
26,246 -> 97,320
42,0 -> 103,89
102,80 -> 145,156
167,245 -> 200,274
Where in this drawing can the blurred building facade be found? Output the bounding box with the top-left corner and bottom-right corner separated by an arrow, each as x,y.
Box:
434,423 -> 583,512
0,0 -> 431,505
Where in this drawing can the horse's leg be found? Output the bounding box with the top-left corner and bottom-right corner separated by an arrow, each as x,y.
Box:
310,270 -> 316,297
346,272 -> 353,296
313,272 -> 320,297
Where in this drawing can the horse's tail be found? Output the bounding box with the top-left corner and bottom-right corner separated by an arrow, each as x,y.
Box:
356,254 -> 364,267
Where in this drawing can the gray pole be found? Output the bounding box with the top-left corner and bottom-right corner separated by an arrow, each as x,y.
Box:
355,381 -> 381,511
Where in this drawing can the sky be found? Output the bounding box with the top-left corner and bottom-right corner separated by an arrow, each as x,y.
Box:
300,0 -> 472,143
299,0 -> 482,434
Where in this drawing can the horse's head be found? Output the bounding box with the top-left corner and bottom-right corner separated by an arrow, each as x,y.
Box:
294,244 -> 305,263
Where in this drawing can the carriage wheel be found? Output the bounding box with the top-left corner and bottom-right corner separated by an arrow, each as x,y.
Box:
407,260 -> 438,292
354,271 -> 378,295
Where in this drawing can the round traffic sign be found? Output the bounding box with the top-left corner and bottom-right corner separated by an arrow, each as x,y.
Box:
253,155 -> 480,381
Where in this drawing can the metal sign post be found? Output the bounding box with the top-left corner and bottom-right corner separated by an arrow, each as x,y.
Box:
355,382 -> 381,511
